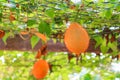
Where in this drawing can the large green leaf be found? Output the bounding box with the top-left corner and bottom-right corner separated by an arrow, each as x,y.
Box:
38,21 -> 51,36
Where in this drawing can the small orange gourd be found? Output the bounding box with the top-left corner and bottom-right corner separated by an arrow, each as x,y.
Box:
64,22 -> 89,55
32,60 -> 49,79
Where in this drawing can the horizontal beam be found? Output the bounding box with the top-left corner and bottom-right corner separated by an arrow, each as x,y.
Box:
0,34 -> 99,53
0,34 -> 119,54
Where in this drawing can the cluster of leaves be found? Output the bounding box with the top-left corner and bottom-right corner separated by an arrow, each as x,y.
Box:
0,0 -> 120,32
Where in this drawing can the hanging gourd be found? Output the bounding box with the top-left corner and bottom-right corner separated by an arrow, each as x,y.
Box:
32,59 -> 49,79
64,22 -> 90,56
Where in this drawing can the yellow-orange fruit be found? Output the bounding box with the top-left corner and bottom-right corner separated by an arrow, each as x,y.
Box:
32,60 -> 49,79
64,22 -> 89,55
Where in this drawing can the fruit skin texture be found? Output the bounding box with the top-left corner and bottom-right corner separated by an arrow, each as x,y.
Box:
32,60 -> 49,79
64,22 -> 90,55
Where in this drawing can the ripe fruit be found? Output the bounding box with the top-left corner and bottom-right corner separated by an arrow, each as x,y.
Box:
64,22 -> 89,55
0,30 -> 5,38
32,60 -> 49,79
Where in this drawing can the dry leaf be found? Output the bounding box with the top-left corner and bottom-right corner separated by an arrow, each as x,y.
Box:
34,32 -> 47,42
20,31 -> 29,35
35,49 -> 41,59
40,44 -> 47,55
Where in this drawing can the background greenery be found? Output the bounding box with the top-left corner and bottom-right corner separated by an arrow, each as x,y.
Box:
0,51 -> 120,80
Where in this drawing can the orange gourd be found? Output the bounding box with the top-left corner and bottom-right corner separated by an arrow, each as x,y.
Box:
64,22 -> 89,55
32,60 -> 49,79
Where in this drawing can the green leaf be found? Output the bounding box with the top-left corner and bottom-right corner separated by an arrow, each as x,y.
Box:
0,50 -> 4,56
108,41 -> 118,52
38,21 -> 51,36
30,36 -> 39,49
115,3 -> 120,11
105,9 -> 112,19
116,73 -> 120,78
45,9 -> 55,18
84,73 -> 92,80
108,41 -> 119,56
99,10 -> 106,18
94,36 -> 103,48
100,39 -> 109,54
0,10 -> 2,22
2,32 -> 9,45
27,19 -> 36,26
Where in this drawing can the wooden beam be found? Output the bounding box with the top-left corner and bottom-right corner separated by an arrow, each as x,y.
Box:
0,34 -> 119,54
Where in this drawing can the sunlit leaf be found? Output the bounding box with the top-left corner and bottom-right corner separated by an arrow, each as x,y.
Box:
30,35 -> 39,48
94,36 -> 103,48
38,21 -> 51,36
2,32 -> 9,45
100,38 -> 109,54
45,9 -> 55,18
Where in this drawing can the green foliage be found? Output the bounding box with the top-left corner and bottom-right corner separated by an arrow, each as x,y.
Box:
45,9 -> 55,18
100,38 -> 109,54
0,0 -> 120,80
38,21 -> 51,36
0,10 -> 2,22
0,51 -> 120,80
94,36 -> 103,48
84,73 -> 92,80
27,19 -> 36,26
